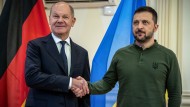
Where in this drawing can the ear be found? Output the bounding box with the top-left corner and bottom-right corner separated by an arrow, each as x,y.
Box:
154,24 -> 159,32
72,17 -> 76,27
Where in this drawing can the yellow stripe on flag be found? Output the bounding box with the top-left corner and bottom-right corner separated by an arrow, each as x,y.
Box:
113,102 -> 117,107
21,99 -> 26,107
165,90 -> 168,103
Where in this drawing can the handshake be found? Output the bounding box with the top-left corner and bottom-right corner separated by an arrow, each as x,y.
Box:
71,76 -> 89,98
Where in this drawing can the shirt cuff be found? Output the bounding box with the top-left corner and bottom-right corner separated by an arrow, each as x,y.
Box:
68,77 -> 72,89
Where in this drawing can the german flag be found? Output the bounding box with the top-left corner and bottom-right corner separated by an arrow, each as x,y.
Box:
0,0 -> 50,107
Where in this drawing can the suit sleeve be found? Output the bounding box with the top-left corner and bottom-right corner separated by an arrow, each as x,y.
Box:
25,40 -> 70,92
78,51 -> 90,107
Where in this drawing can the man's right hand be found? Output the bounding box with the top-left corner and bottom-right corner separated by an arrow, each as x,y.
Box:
71,76 -> 89,97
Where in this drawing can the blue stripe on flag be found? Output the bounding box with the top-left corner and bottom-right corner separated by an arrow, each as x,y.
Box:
90,0 -> 146,107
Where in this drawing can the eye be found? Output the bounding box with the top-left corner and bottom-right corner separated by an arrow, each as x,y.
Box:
53,15 -> 59,19
63,15 -> 69,19
142,20 -> 149,25
133,21 -> 139,25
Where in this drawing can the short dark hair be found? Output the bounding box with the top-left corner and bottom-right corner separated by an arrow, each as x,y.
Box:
134,6 -> 158,24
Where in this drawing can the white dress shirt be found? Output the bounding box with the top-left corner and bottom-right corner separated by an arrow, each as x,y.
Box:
51,33 -> 72,89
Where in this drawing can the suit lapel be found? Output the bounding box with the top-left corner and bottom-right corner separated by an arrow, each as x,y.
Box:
43,34 -> 68,75
70,39 -> 78,76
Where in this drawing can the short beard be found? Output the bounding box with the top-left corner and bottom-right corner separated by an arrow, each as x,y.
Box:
134,29 -> 154,43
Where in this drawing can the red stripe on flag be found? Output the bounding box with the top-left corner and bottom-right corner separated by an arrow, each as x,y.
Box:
22,0 -> 50,43
0,0 -> 50,107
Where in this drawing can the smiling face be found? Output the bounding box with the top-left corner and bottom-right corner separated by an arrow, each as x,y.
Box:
133,12 -> 158,43
49,2 -> 76,39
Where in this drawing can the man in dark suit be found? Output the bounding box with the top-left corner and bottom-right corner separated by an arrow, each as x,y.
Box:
25,2 -> 90,107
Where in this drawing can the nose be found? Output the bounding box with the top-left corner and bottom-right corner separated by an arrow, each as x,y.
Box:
57,17 -> 64,22
137,22 -> 143,29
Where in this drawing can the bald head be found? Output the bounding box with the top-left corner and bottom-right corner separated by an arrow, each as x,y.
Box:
49,1 -> 76,39
50,2 -> 74,17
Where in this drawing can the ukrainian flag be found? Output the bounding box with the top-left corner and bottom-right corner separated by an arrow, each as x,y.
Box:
90,0 -> 146,107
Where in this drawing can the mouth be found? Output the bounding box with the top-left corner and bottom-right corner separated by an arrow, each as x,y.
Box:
136,32 -> 144,37
56,26 -> 65,27
55,26 -> 66,30
136,30 -> 145,36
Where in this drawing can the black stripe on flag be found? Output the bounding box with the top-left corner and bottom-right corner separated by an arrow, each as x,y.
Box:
0,0 -> 37,78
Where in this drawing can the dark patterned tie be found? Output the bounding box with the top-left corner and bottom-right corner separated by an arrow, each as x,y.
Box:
60,41 -> 68,73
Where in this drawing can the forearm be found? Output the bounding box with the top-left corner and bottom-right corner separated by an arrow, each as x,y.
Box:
88,79 -> 113,94
25,71 -> 70,92
167,53 -> 182,107
168,95 -> 181,107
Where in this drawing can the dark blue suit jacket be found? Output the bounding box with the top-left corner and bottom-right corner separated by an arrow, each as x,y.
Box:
25,34 -> 90,107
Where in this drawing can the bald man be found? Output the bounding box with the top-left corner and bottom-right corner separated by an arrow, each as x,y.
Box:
25,2 -> 90,107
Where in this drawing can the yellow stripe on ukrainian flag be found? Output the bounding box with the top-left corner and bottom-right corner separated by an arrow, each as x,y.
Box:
113,102 -> 117,107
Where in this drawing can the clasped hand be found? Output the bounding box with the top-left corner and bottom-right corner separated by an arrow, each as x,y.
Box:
71,76 -> 89,98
